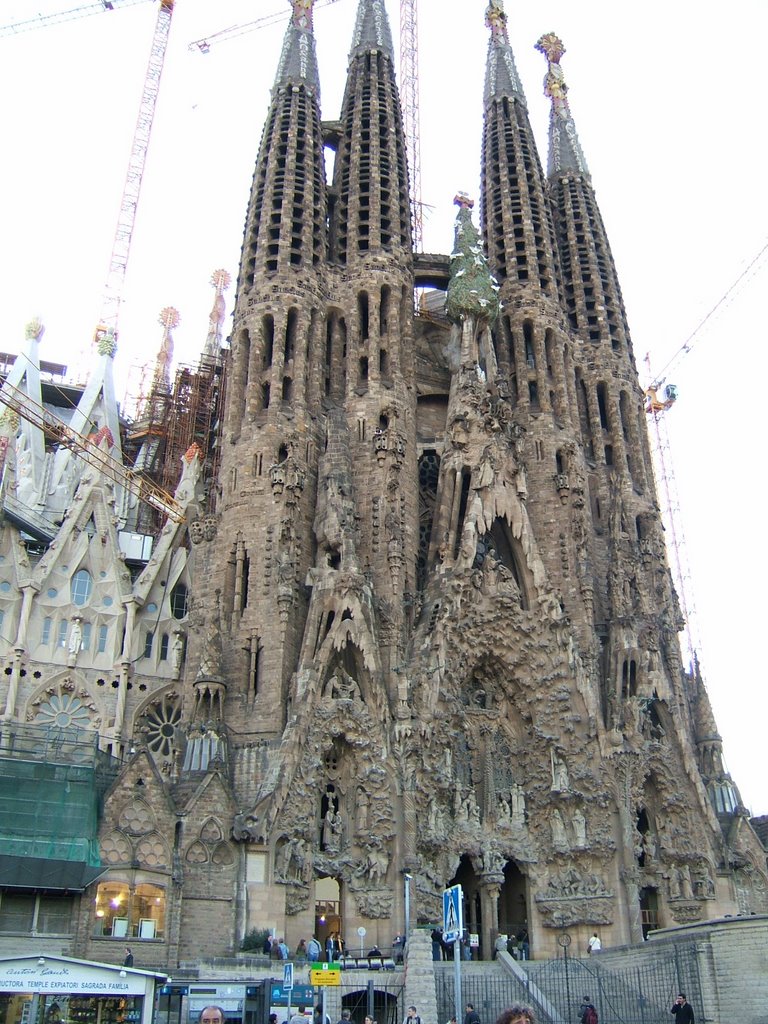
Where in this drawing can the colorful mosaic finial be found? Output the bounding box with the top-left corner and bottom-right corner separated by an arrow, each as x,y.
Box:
291,0 -> 314,31
24,317 -> 44,341
535,33 -> 589,175
485,0 -> 509,43
536,33 -> 569,119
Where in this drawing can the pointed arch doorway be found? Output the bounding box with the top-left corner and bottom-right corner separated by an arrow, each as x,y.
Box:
315,875 -> 341,960
497,860 -> 529,957
448,854 -> 480,958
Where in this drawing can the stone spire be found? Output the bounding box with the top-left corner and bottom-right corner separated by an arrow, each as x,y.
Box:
446,194 -> 500,325
332,0 -> 411,262
201,269 -> 230,364
481,0 -> 559,298
236,0 -> 326,287
484,0 -> 525,106
350,0 -> 394,59
536,33 -> 589,177
274,0 -> 321,94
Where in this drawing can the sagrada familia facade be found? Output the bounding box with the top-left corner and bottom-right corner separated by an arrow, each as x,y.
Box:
0,0 -> 765,968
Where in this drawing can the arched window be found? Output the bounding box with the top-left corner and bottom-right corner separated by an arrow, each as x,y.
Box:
71,570 -> 93,607
170,583 -> 188,620
93,881 -> 166,939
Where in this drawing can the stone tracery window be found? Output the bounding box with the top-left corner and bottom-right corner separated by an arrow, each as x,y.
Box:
34,692 -> 91,731
142,693 -> 182,758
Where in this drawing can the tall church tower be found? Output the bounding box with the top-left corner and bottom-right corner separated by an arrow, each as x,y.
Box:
1,0 -> 766,971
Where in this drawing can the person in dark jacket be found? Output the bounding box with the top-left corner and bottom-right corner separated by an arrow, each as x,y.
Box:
671,995 -> 694,1024
463,1005 -> 481,1024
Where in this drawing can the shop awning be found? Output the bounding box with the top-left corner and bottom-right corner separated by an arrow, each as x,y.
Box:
0,855 -> 108,892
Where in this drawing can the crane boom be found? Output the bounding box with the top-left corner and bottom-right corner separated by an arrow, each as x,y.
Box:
0,0 -> 151,38
96,0 -> 175,340
188,0 -> 342,54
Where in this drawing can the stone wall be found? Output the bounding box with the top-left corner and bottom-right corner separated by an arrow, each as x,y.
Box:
593,915 -> 768,1024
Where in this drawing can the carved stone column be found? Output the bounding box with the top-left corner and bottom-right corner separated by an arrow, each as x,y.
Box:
479,878 -> 502,961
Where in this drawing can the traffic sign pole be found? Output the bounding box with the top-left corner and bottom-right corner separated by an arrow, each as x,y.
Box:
453,937 -> 462,1023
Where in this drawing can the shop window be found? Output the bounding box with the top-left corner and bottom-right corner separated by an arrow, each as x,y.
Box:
71,570 -> 93,607
93,880 -> 166,939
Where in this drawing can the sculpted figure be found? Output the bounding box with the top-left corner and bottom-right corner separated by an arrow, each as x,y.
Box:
550,809 -> 569,852
511,784 -> 526,828
572,807 -> 587,848
551,750 -> 570,792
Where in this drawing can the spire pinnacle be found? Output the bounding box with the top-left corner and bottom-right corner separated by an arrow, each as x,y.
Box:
484,0 -> 525,105
291,0 -> 315,30
350,0 -> 394,59
535,33 -> 589,176
275,0 -> 320,93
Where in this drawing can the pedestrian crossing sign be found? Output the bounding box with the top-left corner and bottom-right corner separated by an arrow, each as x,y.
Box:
443,883 -> 463,943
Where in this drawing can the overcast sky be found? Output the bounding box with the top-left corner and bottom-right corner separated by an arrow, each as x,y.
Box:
1,0 -> 766,813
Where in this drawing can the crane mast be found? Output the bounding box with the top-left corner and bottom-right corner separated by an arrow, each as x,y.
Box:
399,0 -> 423,252
96,0 -> 175,341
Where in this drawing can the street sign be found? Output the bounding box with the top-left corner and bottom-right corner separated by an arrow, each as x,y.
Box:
443,883 -> 463,944
283,962 -> 294,991
310,969 -> 341,987
310,962 -> 340,972
270,985 -> 314,1006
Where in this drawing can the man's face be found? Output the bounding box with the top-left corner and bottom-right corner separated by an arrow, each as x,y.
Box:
202,1011 -> 223,1024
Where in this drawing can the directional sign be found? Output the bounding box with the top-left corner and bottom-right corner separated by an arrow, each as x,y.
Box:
310,962 -> 340,972
443,883 -> 463,944
283,962 -> 294,991
310,969 -> 341,987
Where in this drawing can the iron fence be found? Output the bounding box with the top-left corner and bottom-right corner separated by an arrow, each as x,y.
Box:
435,946 -> 703,1024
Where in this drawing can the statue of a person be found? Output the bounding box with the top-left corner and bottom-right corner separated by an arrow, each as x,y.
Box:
572,808 -> 587,848
550,809 -> 569,852
551,751 -> 570,791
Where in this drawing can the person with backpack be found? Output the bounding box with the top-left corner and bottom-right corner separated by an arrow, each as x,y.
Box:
579,997 -> 598,1024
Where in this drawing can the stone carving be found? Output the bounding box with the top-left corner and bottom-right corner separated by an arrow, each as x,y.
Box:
324,669 -> 362,702
322,806 -> 343,853
551,750 -> 570,792
285,883 -> 312,916
353,889 -> 393,919
551,809 -> 569,851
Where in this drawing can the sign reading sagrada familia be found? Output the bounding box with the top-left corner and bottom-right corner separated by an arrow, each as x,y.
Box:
0,0 -> 765,967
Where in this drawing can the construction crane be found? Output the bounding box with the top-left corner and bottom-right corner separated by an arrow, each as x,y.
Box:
187,0 -> 343,54
399,0 -> 423,251
0,378 -> 184,523
0,0 -> 152,38
188,0 -> 425,251
95,0 -> 176,343
644,237 -> 768,671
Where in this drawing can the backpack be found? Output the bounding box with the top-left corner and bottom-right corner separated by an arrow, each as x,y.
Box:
585,1007 -> 598,1024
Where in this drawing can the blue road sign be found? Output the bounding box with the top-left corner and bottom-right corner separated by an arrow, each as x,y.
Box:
283,962 -> 294,991
443,883 -> 463,943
